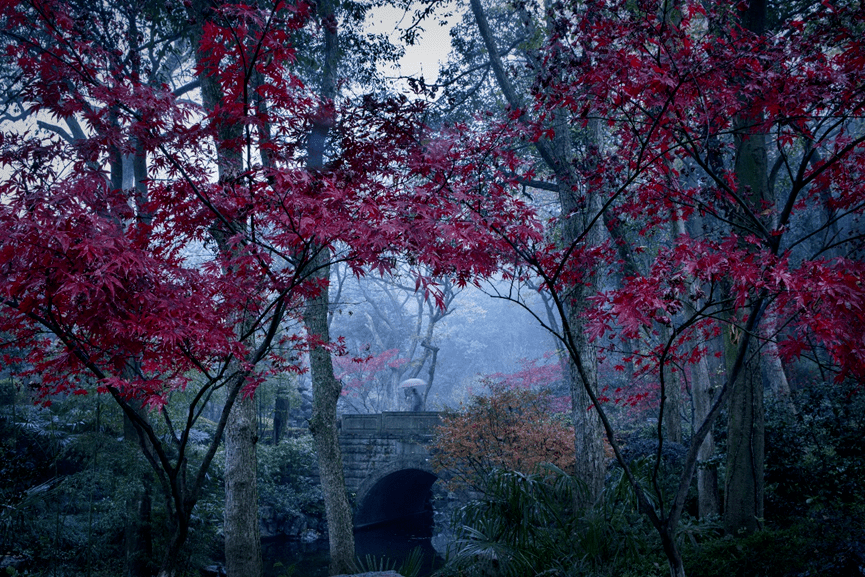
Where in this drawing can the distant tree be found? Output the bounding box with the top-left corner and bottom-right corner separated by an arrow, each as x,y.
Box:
334,348 -> 409,413
332,268 -> 460,412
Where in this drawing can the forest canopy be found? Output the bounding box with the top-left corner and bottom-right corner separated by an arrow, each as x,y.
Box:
1,0 -> 863,576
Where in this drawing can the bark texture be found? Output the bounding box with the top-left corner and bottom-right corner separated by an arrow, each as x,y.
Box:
691,355 -> 720,518
224,393 -> 262,577
304,256 -> 357,575
724,338 -> 765,534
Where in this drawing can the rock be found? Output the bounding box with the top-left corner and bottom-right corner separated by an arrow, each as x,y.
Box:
0,555 -> 30,571
332,572 -> 405,577
300,528 -> 321,543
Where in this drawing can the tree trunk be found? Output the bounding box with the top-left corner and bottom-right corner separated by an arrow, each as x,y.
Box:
124,414 -> 153,577
564,122 -> 608,505
724,0 -> 768,531
691,355 -> 720,518
155,519 -> 189,577
566,280 -> 606,504
661,525 -> 687,577
761,312 -> 795,417
724,335 -> 764,534
273,382 -> 291,444
660,325 -> 683,445
304,255 -> 356,575
224,392 -> 262,577
663,372 -> 683,444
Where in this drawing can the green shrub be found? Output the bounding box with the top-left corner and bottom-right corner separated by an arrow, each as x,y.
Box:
257,434 -> 324,526
682,518 -> 865,577
765,380 -> 865,524
439,466 -> 667,577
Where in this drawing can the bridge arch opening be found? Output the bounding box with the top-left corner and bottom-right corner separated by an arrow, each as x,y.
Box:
354,468 -> 438,529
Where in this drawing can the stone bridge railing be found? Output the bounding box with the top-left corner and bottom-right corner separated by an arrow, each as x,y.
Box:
340,411 -> 441,439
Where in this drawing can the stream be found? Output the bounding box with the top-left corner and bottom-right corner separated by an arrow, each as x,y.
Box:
261,510 -> 445,577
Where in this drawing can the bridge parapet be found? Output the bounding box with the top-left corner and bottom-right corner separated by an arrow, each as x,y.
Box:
340,411 -> 441,438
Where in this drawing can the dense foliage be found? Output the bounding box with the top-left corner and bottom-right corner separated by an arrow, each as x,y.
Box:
433,385 -> 865,577
432,373 -> 576,492
1,0 -> 864,574
0,382 -> 223,576
257,434 -> 324,537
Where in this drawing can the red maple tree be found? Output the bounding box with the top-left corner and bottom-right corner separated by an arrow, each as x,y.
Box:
0,0 -> 536,573
2,0 -> 863,574
417,0 -> 865,574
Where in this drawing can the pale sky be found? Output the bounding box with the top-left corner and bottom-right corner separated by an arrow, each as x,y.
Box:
365,2 -> 459,84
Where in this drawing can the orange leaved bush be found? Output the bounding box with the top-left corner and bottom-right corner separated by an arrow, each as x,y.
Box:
432,380 -> 575,491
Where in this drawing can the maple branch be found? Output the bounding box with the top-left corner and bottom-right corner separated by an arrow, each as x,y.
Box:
36,120 -> 73,143
548,76 -> 687,287
672,131 -> 771,240
8,301 -> 185,525
188,293 -> 288,498
162,405 -> 180,446
786,202 -> 865,258
172,79 -> 201,98
797,130 -> 865,199
184,370 -> 231,438
484,258 -> 668,525
653,297 -> 718,511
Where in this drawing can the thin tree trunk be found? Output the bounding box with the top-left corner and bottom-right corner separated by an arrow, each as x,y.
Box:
155,522 -> 190,577
761,312 -> 795,417
273,382 -> 290,444
304,255 -> 356,575
660,325 -> 683,445
691,354 -> 719,518
124,414 -> 153,577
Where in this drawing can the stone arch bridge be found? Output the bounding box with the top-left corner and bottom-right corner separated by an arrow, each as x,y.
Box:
339,411 -> 443,528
